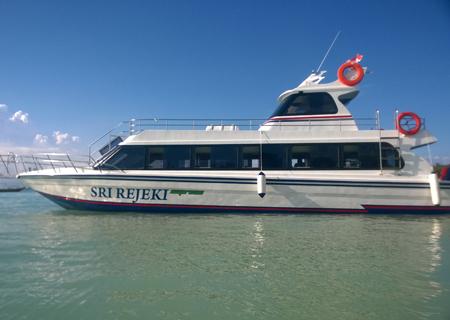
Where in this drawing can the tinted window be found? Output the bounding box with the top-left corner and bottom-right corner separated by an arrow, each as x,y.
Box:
290,145 -> 312,168
166,146 -> 191,169
99,136 -> 123,156
192,146 -> 211,168
309,144 -> 339,169
289,144 -> 339,169
97,143 -> 403,171
263,144 -> 286,169
338,91 -> 359,106
240,145 -> 260,169
212,145 -> 238,169
101,146 -> 146,170
382,143 -> 403,169
148,146 -> 165,169
272,92 -> 338,117
341,143 -> 379,169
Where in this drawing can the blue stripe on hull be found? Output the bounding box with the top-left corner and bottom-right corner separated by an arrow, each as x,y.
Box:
39,192 -> 450,215
22,174 -> 434,189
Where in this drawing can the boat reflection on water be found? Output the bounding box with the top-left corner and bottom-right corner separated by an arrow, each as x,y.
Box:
424,219 -> 443,304
429,219 -> 442,273
250,220 -> 265,270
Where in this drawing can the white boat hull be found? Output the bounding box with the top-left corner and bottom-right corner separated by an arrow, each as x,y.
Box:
0,177 -> 25,192
19,170 -> 450,214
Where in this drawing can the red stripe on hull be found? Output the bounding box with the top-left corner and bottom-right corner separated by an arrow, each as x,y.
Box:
267,115 -> 353,122
44,193 -> 367,213
39,192 -> 450,214
363,205 -> 450,212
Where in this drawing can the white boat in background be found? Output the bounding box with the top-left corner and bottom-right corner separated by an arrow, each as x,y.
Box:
0,153 -> 25,192
0,176 -> 25,192
18,55 -> 450,213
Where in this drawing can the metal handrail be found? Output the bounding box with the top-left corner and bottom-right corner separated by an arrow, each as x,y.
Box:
87,121 -> 130,166
2,153 -> 91,174
0,153 -> 21,176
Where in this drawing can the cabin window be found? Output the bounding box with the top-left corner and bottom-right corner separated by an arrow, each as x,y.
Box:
290,145 -> 311,168
289,144 -> 339,169
166,146 -> 191,169
101,146 -> 146,170
212,145 -> 238,169
339,143 -> 403,170
147,147 -> 165,169
241,145 -> 260,169
96,142 -> 403,171
192,146 -> 211,168
382,143 -> 403,169
263,144 -> 286,169
271,92 -> 338,117
341,143 -> 379,169
309,144 -> 339,169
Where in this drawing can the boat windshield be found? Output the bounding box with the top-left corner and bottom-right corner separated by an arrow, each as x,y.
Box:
271,92 -> 338,118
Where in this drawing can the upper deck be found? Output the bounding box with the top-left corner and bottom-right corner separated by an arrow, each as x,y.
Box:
87,56 -> 436,166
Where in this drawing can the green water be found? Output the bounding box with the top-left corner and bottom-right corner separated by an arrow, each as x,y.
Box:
1,190 -> 449,320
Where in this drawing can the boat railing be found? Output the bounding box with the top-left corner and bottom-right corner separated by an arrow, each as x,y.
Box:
0,153 -> 22,176
127,117 -> 381,131
2,153 -> 92,174
87,119 -> 270,164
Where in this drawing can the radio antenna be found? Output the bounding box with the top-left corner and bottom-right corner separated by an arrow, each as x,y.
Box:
316,31 -> 341,72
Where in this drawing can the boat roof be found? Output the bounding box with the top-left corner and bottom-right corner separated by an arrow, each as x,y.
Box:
122,129 -> 401,145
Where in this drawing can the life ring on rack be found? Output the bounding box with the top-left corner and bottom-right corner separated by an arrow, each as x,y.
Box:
397,112 -> 421,135
337,61 -> 364,86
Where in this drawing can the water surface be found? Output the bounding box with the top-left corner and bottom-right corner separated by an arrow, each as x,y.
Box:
1,190 -> 449,319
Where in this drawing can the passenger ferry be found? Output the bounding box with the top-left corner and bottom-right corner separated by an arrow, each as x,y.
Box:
18,56 -> 450,213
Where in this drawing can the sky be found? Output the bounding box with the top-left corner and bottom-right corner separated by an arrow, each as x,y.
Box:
0,0 -> 449,162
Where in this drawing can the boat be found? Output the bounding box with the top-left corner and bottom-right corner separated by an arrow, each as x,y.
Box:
0,176 -> 25,192
17,55 -> 450,213
0,154 -> 25,192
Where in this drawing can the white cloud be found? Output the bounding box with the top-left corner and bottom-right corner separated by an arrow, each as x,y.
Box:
53,131 -> 70,145
0,104 -> 7,112
34,134 -> 48,145
9,110 -> 29,124
52,131 -> 80,145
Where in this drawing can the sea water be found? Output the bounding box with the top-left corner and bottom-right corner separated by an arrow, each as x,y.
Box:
0,189 -> 449,320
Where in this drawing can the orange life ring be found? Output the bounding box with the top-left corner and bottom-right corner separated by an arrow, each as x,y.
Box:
337,61 -> 364,86
397,112 -> 421,135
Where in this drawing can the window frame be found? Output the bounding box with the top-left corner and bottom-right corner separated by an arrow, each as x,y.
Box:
95,142 -> 404,171
96,145 -> 147,170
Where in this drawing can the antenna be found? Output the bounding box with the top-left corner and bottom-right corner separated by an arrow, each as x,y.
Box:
316,31 -> 341,72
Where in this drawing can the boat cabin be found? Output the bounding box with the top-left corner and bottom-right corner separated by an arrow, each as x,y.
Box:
95,142 -> 403,171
